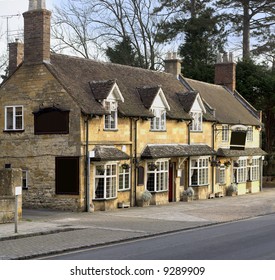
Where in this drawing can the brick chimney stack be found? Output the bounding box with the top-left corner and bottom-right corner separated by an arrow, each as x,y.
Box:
23,0 -> 51,65
8,39 -> 24,75
164,52 -> 182,78
215,52 -> 236,92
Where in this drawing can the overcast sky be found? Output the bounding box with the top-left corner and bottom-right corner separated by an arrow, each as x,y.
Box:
0,0 -> 57,52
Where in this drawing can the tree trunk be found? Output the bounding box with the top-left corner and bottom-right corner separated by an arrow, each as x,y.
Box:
243,1 -> 250,60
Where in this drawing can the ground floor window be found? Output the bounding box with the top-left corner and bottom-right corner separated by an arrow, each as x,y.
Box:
146,160 -> 168,192
94,163 -> 117,199
190,157 -> 209,186
250,158 -> 260,181
119,165 -> 130,191
216,166 -> 226,185
234,158 -> 247,183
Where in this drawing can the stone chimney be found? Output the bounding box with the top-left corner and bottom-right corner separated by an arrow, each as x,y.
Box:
164,52 -> 182,78
23,0 -> 51,65
215,52 -> 236,92
8,39 -> 24,75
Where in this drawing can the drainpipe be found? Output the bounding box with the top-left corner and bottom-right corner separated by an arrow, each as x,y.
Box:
85,114 -> 92,212
187,121 -> 192,188
133,118 -> 139,206
211,122 -> 217,194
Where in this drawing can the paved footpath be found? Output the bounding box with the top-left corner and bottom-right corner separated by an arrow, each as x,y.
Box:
1,187 -> 275,260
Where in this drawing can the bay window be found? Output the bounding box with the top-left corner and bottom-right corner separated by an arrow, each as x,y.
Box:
94,163 -> 117,199
190,157 -> 209,186
119,165 -> 130,191
146,160 -> 168,192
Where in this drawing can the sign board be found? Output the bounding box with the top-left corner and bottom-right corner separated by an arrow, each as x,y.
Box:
15,186 -> 22,196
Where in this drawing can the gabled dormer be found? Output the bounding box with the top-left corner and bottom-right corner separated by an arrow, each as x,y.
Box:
90,79 -> 124,130
189,93 -> 206,132
138,86 -> 170,131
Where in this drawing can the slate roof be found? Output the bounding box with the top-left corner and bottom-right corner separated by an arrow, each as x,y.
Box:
217,147 -> 267,157
46,54 -> 191,120
89,79 -> 116,101
141,144 -> 216,159
90,146 -> 130,161
182,77 -> 261,126
137,86 -> 160,109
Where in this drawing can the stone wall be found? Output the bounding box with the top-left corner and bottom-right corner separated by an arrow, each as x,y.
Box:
0,168 -> 22,224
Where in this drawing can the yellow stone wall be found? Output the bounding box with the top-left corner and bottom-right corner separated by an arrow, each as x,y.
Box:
0,64 -> 85,211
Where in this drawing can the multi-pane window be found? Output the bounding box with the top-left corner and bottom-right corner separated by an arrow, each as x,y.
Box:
119,165 -> 130,191
104,101 -> 117,130
190,111 -> 202,131
94,163 -> 117,199
150,109 -> 166,131
222,125 -> 229,142
5,106 -> 24,131
190,157 -> 209,186
219,166 -> 226,184
247,126 -> 253,142
251,158 -> 260,181
234,159 -> 247,183
147,160 -> 168,192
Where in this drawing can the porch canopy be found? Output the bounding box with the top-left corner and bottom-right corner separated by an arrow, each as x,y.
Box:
90,145 -> 130,161
141,144 -> 216,159
217,147 -> 267,157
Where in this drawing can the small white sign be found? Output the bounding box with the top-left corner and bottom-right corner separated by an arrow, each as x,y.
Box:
15,186 -> 22,196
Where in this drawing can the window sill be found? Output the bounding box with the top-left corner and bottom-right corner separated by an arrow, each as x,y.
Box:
118,189 -> 131,192
103,129 -> 118,132
3,129 -> 25,133
190,130 -> 203,133
93,197 -> 117,201
149,190 -> 168,194
150,129 -> 166,132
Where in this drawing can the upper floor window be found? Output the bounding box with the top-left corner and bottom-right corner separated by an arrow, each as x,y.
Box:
104,100 -> 117,130
190,111 -> 202,132
222,125 -> 229,142
5,106 -> 24,131
247,126 -> 253,142
150,109 -> 166,131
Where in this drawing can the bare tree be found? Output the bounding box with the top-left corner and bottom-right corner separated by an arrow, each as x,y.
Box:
52,0 -> 168,69
0,26 -> 8,81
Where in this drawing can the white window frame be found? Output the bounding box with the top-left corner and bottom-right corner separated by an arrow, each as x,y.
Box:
94,163 -> 117,199
250,158 -> 260,181
247,126 -> 253,142
104,100 -> 118,130
190,157 -> 209,186
5,105 -> 24,131
234,158 -> 247,183
222,125 -> 229,142
219,166 -> 226,184
146,160 -> 169,192
190,111 -> 202,132
150,109 -> 166,131
118,165 -> 131,191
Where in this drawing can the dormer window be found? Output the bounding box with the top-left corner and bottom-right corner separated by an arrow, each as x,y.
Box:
189,93 -> 205,132
104,100 -> 117,130
89,79 -> 124,131
150,109 -> 166,131
190,111 -> 202,131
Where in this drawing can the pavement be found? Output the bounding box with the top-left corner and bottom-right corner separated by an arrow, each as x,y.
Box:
1,187 -> 275,260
